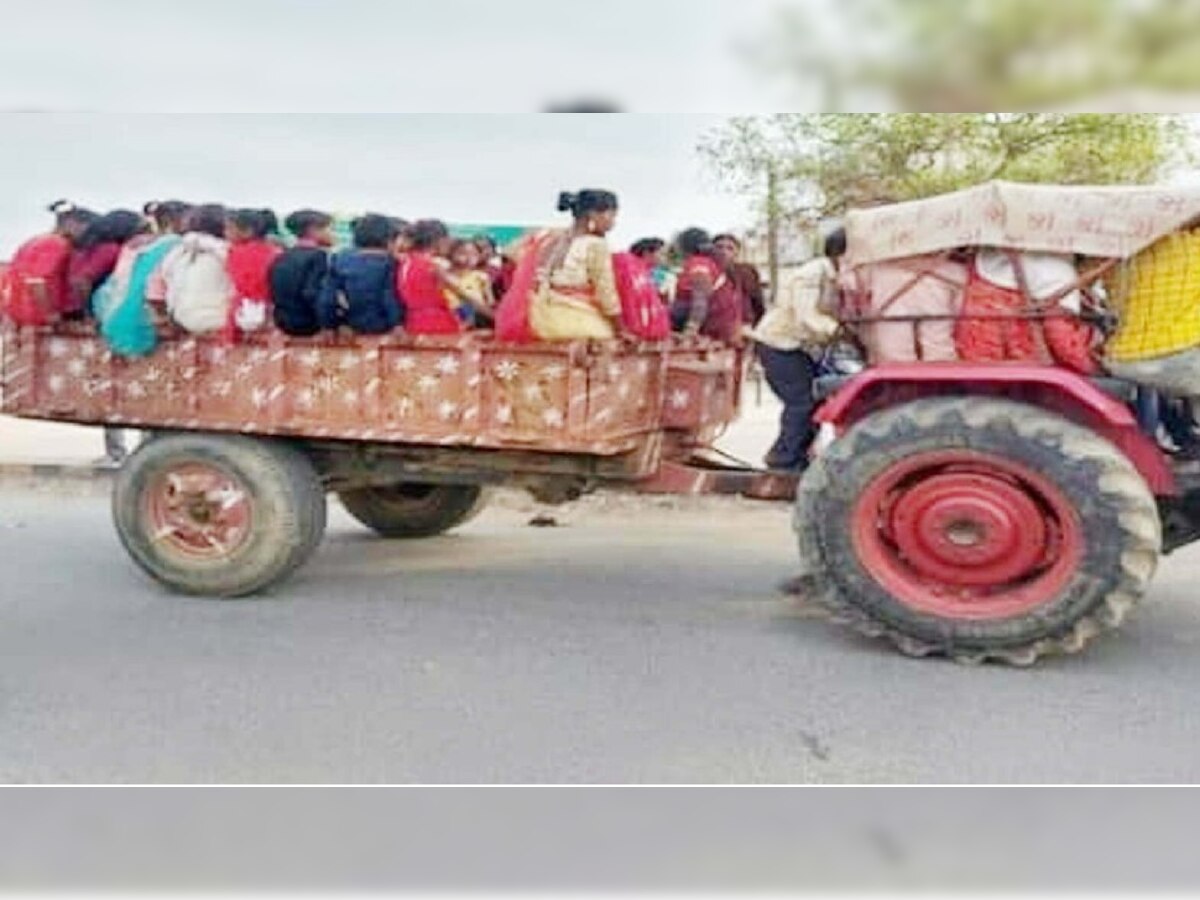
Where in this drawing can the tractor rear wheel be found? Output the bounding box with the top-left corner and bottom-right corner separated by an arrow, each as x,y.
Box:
795,397 -> 1161,665
337,483 -> 486,539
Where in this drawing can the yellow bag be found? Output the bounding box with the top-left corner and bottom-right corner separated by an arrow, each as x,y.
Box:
1107,229 -> 1200,363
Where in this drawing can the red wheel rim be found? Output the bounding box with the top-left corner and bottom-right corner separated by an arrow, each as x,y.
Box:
143,461 -> 253,560
851,450 -> 1083,620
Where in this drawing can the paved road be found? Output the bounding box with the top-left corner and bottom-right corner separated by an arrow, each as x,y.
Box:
3,486 -> 1200,784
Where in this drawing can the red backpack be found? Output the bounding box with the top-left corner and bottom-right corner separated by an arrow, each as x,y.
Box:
612,252 -> 670,340
2,234 -> 72,326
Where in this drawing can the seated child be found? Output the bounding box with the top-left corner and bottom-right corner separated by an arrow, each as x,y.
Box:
2,200 -> 98,326
98,200 -> 191,357
69,210 -> 148,319
224,208 -> 282,341
399,220 -> 476,335
444,239 -> 494,327
161,204 -> 234,335
270,209 -> 334,336
474,235 -> 513,298
317,214 -> 402,335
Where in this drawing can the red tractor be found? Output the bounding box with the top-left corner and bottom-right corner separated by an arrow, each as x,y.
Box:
792,181 -> 1200,664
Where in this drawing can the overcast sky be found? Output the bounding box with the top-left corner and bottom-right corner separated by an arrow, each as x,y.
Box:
0,0 -> 790,113
0,114 -> 754,255
0,0 -> 805,254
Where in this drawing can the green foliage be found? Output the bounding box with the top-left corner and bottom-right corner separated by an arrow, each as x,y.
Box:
699,113 -> 1193,225
757,0 -> 1200,111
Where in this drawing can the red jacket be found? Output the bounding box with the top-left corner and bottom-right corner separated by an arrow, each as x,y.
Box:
225,239 -> 282,341
2,234 -> 73,325
400,251 -> 461,335
228,239 -> 281,305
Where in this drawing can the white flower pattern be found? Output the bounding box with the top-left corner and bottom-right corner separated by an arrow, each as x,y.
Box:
21,335 -> 720,460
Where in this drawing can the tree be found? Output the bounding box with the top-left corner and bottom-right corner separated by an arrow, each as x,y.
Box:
699,113 -> 1193,228
754,0 -> 1200,112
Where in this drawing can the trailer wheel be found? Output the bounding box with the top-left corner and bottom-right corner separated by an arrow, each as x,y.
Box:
795,397 -> 1161,665
337,483 -> 486,538
113,434 -> 327,597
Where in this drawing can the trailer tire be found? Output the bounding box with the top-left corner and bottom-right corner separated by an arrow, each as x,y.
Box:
795,397 -> 1161,665
337,483 -> 485,538
113,433 -> 326,598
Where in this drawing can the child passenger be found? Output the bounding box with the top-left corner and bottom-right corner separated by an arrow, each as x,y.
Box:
270,209 -> 334,336
98,200 -> 191,357
161,204 -> 234,335
2,200 -> 98,326
444,239 -> 494,326
399,220 -> 480,335
69,210 -> 148,318
224,208 -> 282,341
317,213 -> 402,334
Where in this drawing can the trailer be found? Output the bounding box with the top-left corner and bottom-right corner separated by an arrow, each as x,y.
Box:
0,321 -> 787,597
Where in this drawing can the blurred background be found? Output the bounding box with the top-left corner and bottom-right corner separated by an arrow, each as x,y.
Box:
2,0 -> 1200,114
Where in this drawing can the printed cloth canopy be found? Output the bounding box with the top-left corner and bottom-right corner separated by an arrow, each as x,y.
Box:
844,180 -> 1200,267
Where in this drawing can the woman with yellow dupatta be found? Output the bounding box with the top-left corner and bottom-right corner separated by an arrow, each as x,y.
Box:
495,189 -> 625,343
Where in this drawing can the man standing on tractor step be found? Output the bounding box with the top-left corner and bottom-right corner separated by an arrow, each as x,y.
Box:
750,228 -> 846,471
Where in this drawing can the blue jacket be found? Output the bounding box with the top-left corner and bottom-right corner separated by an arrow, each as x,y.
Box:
317,250 -> 403,334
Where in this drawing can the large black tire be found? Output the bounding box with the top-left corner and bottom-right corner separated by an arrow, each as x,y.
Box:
113,433 -> 327,597
795,397 -> 1161,665
337,483 -> 486,539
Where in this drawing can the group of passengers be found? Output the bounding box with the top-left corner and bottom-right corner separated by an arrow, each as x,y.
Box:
2,189 -> 795,467
0,189 -> 766,359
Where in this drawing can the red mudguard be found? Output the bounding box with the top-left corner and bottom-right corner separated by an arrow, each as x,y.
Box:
816,363 -> 1176,496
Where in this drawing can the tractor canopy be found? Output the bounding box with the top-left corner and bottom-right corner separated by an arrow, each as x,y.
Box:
844,180 -> 1200,268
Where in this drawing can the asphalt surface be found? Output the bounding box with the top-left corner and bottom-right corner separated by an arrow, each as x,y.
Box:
3,486 -> 1200,784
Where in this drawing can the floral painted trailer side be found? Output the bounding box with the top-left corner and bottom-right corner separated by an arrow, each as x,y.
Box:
0,322 -> 770,596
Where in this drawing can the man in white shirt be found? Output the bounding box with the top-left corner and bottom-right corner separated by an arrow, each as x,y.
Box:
750,229 -> 845,470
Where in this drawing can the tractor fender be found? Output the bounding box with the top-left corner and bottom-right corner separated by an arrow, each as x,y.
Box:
815,364 -> 1176,496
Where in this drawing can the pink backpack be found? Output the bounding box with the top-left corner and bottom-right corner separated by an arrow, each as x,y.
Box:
612,253 -> 669,340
